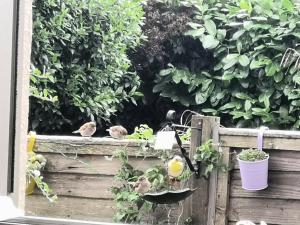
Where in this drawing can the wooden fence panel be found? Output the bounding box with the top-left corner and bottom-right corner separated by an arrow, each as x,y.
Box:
25,136 -> 188,223
25,121 -> 300,225
218,127 -> 300,225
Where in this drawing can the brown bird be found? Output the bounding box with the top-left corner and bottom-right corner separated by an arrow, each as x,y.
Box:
133,176 -> 151,194
72,122 -> 96,137
106,125 -> 127,139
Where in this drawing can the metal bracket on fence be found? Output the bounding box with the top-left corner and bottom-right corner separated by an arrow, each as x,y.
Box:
165,110 -> 202,178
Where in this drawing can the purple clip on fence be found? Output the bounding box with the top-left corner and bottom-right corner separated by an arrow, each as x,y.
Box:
238,127 -> 269,191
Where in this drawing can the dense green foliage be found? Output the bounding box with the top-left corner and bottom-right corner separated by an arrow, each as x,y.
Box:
238,148 -> 269,161
30,0 -> 300,133
30,0 -> 144,133
124,0 -> 203,131
152,0 -> 300,129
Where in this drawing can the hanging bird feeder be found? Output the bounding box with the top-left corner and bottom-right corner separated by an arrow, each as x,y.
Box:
142,188 -> 197,204
141,110 -> 202,204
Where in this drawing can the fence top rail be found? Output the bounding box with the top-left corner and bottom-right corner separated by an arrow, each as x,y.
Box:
33,135 -> 142,146
31,135 -> 190,148
219,127 -> 300,139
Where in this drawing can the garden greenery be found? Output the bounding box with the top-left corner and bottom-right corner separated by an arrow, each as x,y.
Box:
154,0 -> 300,129
111,148 -> 181,223
238,148 -> 269,161
30,0 -> 144,133
26,152 -> 57,202
194,139 -> 228,178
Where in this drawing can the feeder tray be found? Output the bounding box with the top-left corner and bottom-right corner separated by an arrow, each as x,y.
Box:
141,188 -> 197,204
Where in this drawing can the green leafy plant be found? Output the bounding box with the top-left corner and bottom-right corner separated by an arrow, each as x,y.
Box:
194,139 -> 228,178
179,128 -> 191,142
111,147 -> 191,223
26,152 -> 57,202
126,124 -> 154,141
111,149 -> 157,223
152,0 -> 300,129
238,148 -> 269,162
30,0 -> 145,133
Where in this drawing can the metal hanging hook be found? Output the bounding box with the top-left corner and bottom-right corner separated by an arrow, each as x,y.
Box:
165,110 -> 202,178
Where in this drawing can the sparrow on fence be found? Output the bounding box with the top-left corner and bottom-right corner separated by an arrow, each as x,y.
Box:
167,155 -> 184,178
106,125 -> 128,139
132,176 -> 151,194
72,122 -> 97,137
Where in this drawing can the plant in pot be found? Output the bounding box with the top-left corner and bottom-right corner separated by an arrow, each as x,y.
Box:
237,148 -> 269,191
26,152 -> 57,202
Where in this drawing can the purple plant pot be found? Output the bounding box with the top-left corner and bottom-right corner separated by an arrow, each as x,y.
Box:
237,156 -> 269,191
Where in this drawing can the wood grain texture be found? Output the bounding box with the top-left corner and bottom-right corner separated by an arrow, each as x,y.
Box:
26,194 -> 181,224
25,195 -> 115,222
228,223 -> 276,225
228,198 -> 300,225
219,128 -> 300,139
220,135 -> 300,151
183,115 -> 204,225
232,150 -> 300,172
231,171 -> 300,200
43,153 -> 163,175
36,173 -> 116,199
207,117 -> 220,225
215,147 -> 231,225
6,216 -> 123,225
34,135 -> 188,156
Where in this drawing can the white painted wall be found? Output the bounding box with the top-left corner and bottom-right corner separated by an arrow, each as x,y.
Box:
0,0 -> 15,195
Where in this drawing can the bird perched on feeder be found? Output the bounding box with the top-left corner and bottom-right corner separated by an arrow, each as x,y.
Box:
132,176 -> 151,194
168,155 -> 184,178
106,125 -> 128,139
72,122 -> 96,137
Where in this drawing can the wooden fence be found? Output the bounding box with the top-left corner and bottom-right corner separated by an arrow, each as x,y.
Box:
183,115 -> 300,225
25,136 -> 183,223
25,115 -> 300,225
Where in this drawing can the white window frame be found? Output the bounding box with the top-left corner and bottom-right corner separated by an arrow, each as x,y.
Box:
0,0 -> 18,196
0,0 -> 132,224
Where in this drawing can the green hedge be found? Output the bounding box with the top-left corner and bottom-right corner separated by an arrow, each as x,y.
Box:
153,0 -> 300,129
29,0 -> 144,133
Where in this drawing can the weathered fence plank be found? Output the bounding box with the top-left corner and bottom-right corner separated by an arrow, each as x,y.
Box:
26,195 -> 115,222
183,115 -> 203,224
43,153 -> 163,175
215,147 -> 231,225
228,198 -> 300,225
35,135 -> 187,156
231,171 -> 300,200
40,173 -> 116,199
220,134 -> 300,151
207,117 -> 220,225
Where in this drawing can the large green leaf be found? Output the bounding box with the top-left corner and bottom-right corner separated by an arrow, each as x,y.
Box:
195,91 -> 208,104
281,0 -> 294,12
200,35 -> 219,49
232,30 -> 245,40
204,19 -> 217,36
239,55 -> 250,67
185,28 -> 205,38
223,54 -> 239,70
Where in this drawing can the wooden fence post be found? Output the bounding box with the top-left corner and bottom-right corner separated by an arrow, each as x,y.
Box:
183,115 -> 220,225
